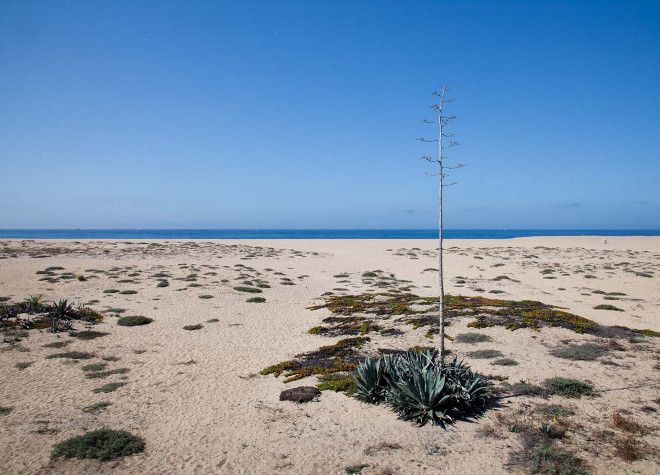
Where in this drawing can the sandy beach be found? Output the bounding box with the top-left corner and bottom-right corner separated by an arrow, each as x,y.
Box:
1,236 -> 659,474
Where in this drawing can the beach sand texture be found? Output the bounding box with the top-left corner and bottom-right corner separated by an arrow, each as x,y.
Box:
1,237 -> 659,474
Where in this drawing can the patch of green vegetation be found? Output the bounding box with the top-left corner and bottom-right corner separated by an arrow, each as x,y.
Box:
92,382 -> 126,394
261,337 -> 366,384
42,340 -> 72,349
635,272 -> 653,278
260,361 -> 297,377
85,368 -> 130,379
101,356 -> 120,362
73,331 -> 109,340
455,333 -> 492,343
551,343 -> 609,361
82,363 -> 108,372
544,378 -> 595,398
15,361 -> 34,370
46,351 -> 95,360
103,289 -> 120,294
82,402 -> 112,413
183,324 -> 203,331
631,328 -> 660,338
594,304 -> 623,311
0,406 -> 13,415
535,404 -> 574,418
198,294 -> 213,299
246,297 -> 266,303
233,286 -> 262,293
156,280 -> 169,288
118,290 -> 137,295
466,349 -> 503,359
51,429 -> 144,461
316,373 -> 356,395
206,318 -> 220,323
344,464 -> 369,474
513,445 -> 587,475
117,316 -> 153,326
492,358 -> 518,366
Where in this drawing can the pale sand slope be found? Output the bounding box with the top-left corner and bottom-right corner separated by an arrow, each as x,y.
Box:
0,237 -> 658,474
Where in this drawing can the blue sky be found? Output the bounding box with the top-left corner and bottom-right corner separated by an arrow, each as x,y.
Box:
0,0 -> 658,229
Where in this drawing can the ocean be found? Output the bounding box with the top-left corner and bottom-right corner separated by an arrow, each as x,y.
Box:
0,229 -> 658,239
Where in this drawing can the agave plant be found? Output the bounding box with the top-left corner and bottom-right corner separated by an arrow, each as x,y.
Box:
52,299 -> 74,320
24,295 -> 43,313
355,350 -> 491,426
354,357 -> 386,403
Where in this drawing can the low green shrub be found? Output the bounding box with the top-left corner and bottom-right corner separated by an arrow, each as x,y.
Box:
183,324 -> 203,331
233,286 -> 262,293
46,351 -> 95,360
454,333 -> 492,343
92,382 -> 126,394
544,378 -> 594,398
551,343 -> 609,361
246,297 -> 266,303
117,316 -> 153,326
466,349 -> 503,359
51,429 -> 144,461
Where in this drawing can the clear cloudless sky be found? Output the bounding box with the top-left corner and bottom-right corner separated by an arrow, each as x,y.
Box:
0,0 -> 658,229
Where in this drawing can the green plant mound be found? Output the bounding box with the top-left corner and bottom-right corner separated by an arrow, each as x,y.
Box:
233,286 -> 262,293
51,429 -> 144,461
117,316 -> 153,326
354,350 -> 491,426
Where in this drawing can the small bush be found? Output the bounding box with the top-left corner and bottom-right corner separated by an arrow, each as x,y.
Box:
73,331 -> 109,340
246,297 -> 266,303
82,363 -> 108,372
492,358 -> 518,366
0,406 -> 13,415
103,289 -> 120,294
85,368 -> 130,379
183,324 -> 203,331
206,318 -> 220,323
43,340 -> 72,349
233,286 -> 262,293
466,349 -> 503,359
544,378 -> 595,398
455,333 -> 492,343
117,316 -> 153,326
15,362 -> 34,370
198,294 -> 213,299
594,304 -> 623,311
46,351 -> 95,360
551,343 -> 609,361
156,280 -> 169,288
92,382 -> 126,394
119,290 -> 137,295
51,429 -> 144,461
83,402 -> 112,413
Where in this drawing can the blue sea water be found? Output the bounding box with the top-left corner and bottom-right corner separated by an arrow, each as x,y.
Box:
0,229 -> 658,240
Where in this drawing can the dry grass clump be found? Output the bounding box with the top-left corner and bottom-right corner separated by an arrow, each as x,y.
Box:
611,411 -> 651,435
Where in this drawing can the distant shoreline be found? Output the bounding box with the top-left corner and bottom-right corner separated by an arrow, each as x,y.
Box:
0,229 -> 659,240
